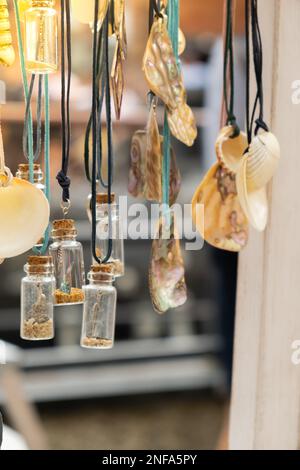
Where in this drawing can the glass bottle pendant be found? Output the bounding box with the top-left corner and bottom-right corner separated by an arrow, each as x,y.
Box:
49,219 -> 85,306
81,264 -> 117,350
87,193 -> 125,278
24,0 -> 58,74
21,256 -> 55,341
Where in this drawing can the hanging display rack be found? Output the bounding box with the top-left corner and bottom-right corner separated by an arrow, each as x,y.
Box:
0,0 -> 281,348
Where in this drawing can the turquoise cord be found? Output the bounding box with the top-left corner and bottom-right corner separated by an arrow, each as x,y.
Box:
33,76 -> 50,255
162,0 -> 179,212
13,0 -> 34,183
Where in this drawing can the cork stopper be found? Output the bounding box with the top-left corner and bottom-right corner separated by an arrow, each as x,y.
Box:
28,256 -> 52,266
26,256 -> 53,275
96,193 -> 116,204
16,163 -> 44,183
51,219 -> 77,239
91,263 -> 114,274
53,219 -> 75,230
32,1 -> 55,8
18,163 -> 41,173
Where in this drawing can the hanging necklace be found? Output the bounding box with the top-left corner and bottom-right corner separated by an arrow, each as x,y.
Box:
56,0 -> 72,212
235,0 -> 280,232
9,0 -> 51,259
139,0 -> 188,314
49,0 -> 85,306
80,1 -> 119,349
191,0 -> 249,253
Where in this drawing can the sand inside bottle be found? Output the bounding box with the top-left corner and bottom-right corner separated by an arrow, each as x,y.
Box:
81,337 -> 113,349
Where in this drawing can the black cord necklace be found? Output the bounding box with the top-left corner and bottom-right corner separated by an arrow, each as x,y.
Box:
90,0 -> 113,265
56,0 -> 72,204
223,0 -> 240,137
245,0 -> 269,145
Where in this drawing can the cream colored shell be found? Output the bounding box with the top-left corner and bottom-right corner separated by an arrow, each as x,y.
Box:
245,131 -> 280,191
215,126 -> 248,174
236,155 -> 268,232
0,177 -> 50,258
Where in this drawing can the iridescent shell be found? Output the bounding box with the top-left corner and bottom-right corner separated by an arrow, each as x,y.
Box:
128,128 -> 181,205
142,17 -> 197,147
143,17 -> 184,111
246,131 -> 280,191
236,155 -> 268,232
167,102 -> 198,147
215,126 -> 248,174
149,212 -> 187,314
128,130 -> 146,198
169,148 -> 181,206
0,176 -> 50,259
110,38 -> 124,121
145,103 -> 162,202
192,163 -> 249,252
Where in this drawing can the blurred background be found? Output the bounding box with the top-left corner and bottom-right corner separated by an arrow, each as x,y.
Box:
0,0 -> 245,450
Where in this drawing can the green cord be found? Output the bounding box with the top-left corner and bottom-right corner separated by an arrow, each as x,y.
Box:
162,0 -> 179,211
13,0 -> 34,183
14,0 -> 51,255
33,76 -> 50,256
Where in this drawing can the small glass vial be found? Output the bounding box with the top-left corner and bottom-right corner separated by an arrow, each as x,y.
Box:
21,256 -> 55,341
16,163 -> 45,191
49,219 -> 85,305
24,0 -> 58,74
87,193 -> 125,277
81,264 -> 117,349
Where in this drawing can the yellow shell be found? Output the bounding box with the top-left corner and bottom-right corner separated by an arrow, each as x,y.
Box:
0,177 -> 50,259
246,131 -> 280,191
236,155 -> 268,232
0,0 -> 15,67
192,163 -> 248,252
215,126 -> 248,174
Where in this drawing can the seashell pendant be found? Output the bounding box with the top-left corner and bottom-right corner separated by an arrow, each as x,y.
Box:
236,155 -> 268,232
215,126 -> 248,174
245,131 -> 280,191
149,212 -> 187,314
192,163 -> 249,252
0,176 -> 50,259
